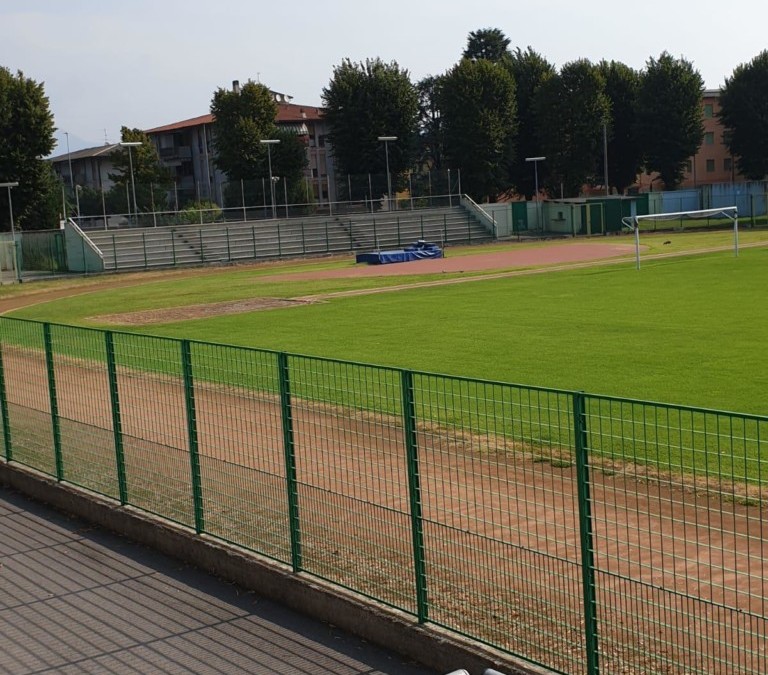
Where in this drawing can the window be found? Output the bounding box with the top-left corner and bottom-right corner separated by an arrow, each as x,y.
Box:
685,160 -> 693,173
706,159 -> 715,172
724,158 -> 732,171
704,103 -> 714,118
318,134 -> 327,148
704,132 -> 715,145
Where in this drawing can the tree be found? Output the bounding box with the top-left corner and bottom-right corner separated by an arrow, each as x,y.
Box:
439,58 -> 517,201
0,67 -> 57,230
416,75 -> 445,171
534,59 -> 610,197
322,58 -> 419,193
597,61 -> 642,193
636,52 -> 704,189
210,80 -> 277,181
463,28 -> 511,63
718,50 -> 768,180
506,47 -> 556,198
108,127 -> 171,211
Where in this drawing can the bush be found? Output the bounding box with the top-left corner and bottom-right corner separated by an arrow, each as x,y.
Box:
178,200 -> 222,224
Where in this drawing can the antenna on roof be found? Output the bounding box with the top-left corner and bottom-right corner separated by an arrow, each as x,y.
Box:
104,129 -> 109,145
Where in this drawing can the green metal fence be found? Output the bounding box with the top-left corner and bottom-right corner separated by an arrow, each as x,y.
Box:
0,316 -> 765,675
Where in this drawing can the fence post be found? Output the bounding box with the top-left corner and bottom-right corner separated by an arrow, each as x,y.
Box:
199,229 -> 204,263
111,233 -> 117,271
277,220 -> 283,257
226,227 -> 231,262
401,368 -> 428,623
301,221 -> 306,255
324,220 -> 329,253
396,216 -> 401,246
181,340 -> 205,534
171,230 -> 177,266
573,391 -> 600,675
105,332 -> 128,505
43,323 -> 64,481
0,343 -> 13,461
278,352 -> 302,571
142,231 -> 148,269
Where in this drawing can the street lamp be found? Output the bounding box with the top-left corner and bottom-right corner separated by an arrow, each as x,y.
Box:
1,181 -> 20,282
64,132 -> 80,224
525,156 -> 546,231
119,141 -> 142,220
377,136 -> 397,210
260,139 -> 281,219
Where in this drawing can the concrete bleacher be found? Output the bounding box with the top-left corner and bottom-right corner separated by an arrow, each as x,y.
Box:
82,206 -> 492,272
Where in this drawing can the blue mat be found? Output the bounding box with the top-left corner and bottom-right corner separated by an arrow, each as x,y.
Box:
356,242 -> 443,265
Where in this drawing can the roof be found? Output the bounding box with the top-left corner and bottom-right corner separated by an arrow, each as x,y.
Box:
49,143 -> 121,163
145,102 -> 324,134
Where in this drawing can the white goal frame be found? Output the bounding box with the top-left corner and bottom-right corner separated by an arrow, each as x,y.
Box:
621,206 -> 739,270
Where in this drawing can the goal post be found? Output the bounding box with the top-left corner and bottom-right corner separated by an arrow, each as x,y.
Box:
621,206 -> 739,270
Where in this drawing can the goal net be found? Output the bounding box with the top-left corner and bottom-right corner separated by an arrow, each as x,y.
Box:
621,206 -> 739,270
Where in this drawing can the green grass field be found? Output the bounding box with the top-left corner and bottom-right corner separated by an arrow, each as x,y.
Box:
3,231 -> 768,415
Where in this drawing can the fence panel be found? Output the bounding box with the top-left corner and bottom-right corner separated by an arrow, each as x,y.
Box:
585,396 -> 768,674
0,320 -> 56,475
47,324 -> 119,499
110,332 -> 195,527
187,341 -> 292,563
413,374 -> 584,675
286,355 -> 417,612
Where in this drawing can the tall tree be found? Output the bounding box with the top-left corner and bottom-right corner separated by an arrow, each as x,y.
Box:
506,47 -> 556,198
109,127 -> 171,211
439,58 -> 517,201
598,60 -> 642,193
534,59 -> 610,197
636,52 -> 704,189
0,67 -> 57,230
718,50 -> 768,180
210,80 -> 277,181
416,75 -> 445,171
322,58 -> 419,194
463,28 -> 511,63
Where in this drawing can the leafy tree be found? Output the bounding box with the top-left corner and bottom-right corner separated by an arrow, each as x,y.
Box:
0,67 -> 57,230
439,58 -> 517,201
718,50 -> 768,180
108,127 -> 171,211
636,52 -> 704,189
210,80 -> 277,180
416,75 -> 445,171
463,28 -> 511,63
506,47 -> 556,198
534,59 -> 610,197
597,61 -> 642,193
322,58 -> 419,192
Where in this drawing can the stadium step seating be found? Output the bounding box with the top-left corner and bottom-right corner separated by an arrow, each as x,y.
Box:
84,206 -> 492,272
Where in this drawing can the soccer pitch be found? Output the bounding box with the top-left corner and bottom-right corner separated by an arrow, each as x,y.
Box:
6,241 -> 768,415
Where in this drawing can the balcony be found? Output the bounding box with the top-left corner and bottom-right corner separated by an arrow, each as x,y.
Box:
160,146 -> 192,161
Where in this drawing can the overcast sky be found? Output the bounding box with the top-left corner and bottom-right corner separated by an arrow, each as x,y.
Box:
2,0 -> 765,154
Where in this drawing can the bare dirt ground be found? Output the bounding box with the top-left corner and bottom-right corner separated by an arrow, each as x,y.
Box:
1,240 -> 766,673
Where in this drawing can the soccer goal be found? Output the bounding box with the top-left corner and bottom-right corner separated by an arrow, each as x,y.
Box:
621,206 -> 739,270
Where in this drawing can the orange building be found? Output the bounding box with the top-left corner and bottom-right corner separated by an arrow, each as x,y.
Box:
636,89 -> 742,191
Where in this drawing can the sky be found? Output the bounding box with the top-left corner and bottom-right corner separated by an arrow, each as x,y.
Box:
2,0 -> 766,155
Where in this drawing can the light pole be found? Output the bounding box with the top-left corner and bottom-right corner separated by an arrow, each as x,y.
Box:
525,156 -> 546,231
1,181 -> 20,282
377,136 -> 397,210
260,139 -> 281,219
64,132 -> 80,223
119,141 -> 142,220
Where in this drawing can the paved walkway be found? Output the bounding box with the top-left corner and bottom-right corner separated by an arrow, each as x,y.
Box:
0,487 -> 438,674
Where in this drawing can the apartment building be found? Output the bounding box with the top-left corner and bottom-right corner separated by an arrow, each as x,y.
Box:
48,143 -> 121,192
144,86 -> 336,207
636,89 -> 742,191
